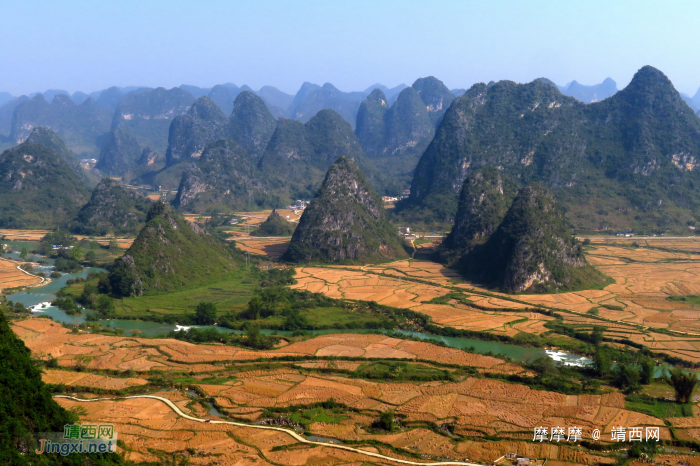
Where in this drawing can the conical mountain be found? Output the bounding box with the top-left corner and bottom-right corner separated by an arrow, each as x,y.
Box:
437,167 -> 516,264
383,87 -> 434,155
258,109 -> 370,200
282,156 -> 407,263
70,178 -> 152,236
96,126 -> 143,176
174,138 -> 268,212
355,78 -> 446,158
208,83 -> 241,116
251,209 -> 295,237
0,141 -> 90,228
411,76 -> 456,125
227,91 -> 277,156
355,88 -> 390,155
165,96 -> 227,166
109,201 -> 241,296
459,184 -> 608,293
402,66 -> 700,232
24,126 -> 93,184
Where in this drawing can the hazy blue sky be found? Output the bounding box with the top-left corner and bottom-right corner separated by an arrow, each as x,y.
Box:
1,0 -> 699,96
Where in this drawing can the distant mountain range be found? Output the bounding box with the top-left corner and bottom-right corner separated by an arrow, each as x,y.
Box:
558,78 -> 618,103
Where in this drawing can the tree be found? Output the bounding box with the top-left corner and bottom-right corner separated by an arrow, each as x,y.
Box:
19,246 -> 28,259
666,367 -> 699,403
640,358 -> 656,385
85,250 -> 97,265
242,296 -> 262,320
244,322 -> 261,348
614,363 -> 641,392
378,410 -> 396,432
72,246 -> 83,261
194,302 -> 217,325
594,348 -> 611,376
109,239 -> 121,251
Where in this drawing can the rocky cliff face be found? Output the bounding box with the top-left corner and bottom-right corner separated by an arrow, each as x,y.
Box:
174,139 -> 267,212
108,202 -> 239,296
437,167 -> 516,264
402,66 -> 700,232
459,184 -> 606,293
0,141 -> 90,228
282,156 -> 407,264
70,178 -> 152,236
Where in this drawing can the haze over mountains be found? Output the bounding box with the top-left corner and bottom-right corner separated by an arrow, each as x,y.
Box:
1,67 -> 700,233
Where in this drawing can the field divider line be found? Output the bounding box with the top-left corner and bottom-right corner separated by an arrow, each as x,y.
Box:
55,395 -> 477,465
0,256 -> 50,289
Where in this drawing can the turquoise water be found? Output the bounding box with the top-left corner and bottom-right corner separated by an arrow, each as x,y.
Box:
4,243 -> 593,366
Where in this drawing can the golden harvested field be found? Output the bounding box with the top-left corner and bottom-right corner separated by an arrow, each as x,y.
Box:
0,258 -> 42,290
0,229 -> 133,247
42,369 -> 149,390
285,240 -> 700,359
14,319 -> 520,373
22,316 -> 668,464
234,209 -> 300,226
234,238 -> 291,259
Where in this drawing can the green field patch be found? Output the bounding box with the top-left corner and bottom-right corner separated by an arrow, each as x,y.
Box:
289,407 -> 347,425
354,361 -> 452,381
625,394 -> 693,418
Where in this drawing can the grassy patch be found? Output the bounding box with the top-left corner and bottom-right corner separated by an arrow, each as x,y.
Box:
667,295 -> 700,306
354,361 -> 452,381
625,394 -> 693,418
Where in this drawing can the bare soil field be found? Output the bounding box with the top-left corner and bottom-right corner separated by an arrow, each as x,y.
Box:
0,258 -> 42,290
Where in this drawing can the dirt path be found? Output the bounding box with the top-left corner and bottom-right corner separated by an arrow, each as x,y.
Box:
55,395 -> 476,465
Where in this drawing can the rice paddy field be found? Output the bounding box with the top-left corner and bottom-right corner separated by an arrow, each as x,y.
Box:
9,236 -> 700,465
0,257 -> 42,290
9,318 -> 678,465
285,239 -> 700,363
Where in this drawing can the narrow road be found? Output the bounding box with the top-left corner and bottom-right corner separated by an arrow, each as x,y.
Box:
55,395 -> 477,466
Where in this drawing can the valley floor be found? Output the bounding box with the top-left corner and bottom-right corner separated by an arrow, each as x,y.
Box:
7,235 -> 700,465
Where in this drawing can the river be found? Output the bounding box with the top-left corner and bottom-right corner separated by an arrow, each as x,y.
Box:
4,240 -> 593,367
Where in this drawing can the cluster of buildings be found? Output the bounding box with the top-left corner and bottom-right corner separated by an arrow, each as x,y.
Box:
287,200 -> 310,212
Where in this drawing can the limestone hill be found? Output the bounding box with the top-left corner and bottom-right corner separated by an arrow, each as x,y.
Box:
251,209 -> 295,237
70,178 -> 152,236
401,66 -> 700,233
458,184 -> 609,293
282,156 -> 407,264
108,201 -> 240,296
174,138 -> 269,212
437,167 -> 516,265
24,126 -> 98,186
0,141 -> 90,228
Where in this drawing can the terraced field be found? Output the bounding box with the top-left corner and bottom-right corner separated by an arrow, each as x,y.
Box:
12,318 -> 671,465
